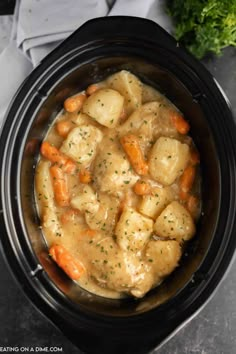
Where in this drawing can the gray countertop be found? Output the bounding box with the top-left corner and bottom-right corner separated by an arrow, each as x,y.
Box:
0,47 -> 236,354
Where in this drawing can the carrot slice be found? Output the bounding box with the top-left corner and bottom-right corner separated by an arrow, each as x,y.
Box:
179,165 -> 196,194
40,141 -> 77,174
190,149 -> 200,166
187,195 -> 199,217
56,120 -> 74,138
179,189 -> 189,201
40,141 -> 67,165
63,159 -> 77,174
79,168 -> 92,184
49,244 -> 85,280
64,93 -> 87,113
50,165 -> 70,207
84,229 -> 97,237
61,208 -> 80,224
86,84 -> 99,96
171,113 -> 190,135
120,134 -> 148,175
133,180 -> 151,195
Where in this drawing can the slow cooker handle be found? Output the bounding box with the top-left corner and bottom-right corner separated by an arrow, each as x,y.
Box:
42,16 -> 177,63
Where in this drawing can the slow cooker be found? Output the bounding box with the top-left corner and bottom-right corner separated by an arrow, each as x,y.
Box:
0,17 -> 236,354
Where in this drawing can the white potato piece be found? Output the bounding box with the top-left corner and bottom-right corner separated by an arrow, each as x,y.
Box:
138,186 -> 174,219
82,88 -> 124,128
85,193 -> 120,234
154,201 -> 195,242
145,240 -> 181,278
35,160 -> 63,242
93,138 -> 138,196
71,185 -> 99,214
106,70 -> 142,116
149,137 -> 190,185
60,125 -> 103,166
115,207 -> 154,252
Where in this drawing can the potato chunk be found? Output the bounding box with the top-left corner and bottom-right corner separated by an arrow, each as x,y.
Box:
106,70 -> 142,116
149,137 -> 190,185
145,240 -> 181,278
154,201 -> 195,242
71,185 -> 99,214
93,138 -> 138,196
115,207 -> 154,252
82,88 -> 124,128
138,186 -> 174,219
60,125 -> 103,167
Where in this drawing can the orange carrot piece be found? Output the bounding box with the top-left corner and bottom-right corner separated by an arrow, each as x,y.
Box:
171,113 -> 190,135
40,141 -> 77,174
49,244 -> 85,280
179,189 -> 189,201
64,93 -> 87,113
61,208 -> 80,224
133,180 -> 151,195
120,134 -> 148,175
179,165 -> 196,194
84,229 -> 97,237
187,195 -> 199,217
86,84 -> 99,96
62,159 -> 77,174
79,168 -> 92,184
40,141 -> 68,165
50,165 -> 70,207
56,120 -> 74,137
190,149 -> 200,166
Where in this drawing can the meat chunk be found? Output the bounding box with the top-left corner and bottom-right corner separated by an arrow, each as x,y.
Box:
85,193 -> 120,235
145,239 -> 181,280
60,125 -> 103,167
85,235 -> 153,298
71,185 -> 99,214
118,102 -> 179,138
93,138 -> 138,196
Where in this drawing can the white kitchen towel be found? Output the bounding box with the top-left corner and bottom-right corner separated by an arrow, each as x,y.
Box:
109,0 -> 154,17
17,0 -> 110,66
0,0 -> 172,125
0,15 -> 13,54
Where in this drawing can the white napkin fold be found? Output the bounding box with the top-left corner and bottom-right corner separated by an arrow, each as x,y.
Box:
0,15 -> 13,54
109,0 -> 155,17
0,0 -> 172,125
17,0 -> 110,65
0,42 -> 33,122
